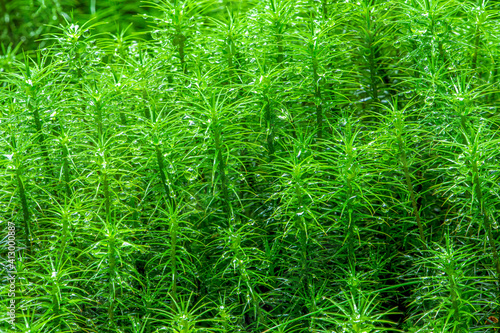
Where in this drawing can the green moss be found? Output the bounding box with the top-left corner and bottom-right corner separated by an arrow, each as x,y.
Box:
1,0 -> 500,332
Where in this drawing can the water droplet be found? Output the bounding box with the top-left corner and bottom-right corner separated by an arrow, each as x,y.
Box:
381,203 -> 389,214
151,30 -> 162,40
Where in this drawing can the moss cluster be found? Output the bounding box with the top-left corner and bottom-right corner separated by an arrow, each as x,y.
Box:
1,0 -> 500,332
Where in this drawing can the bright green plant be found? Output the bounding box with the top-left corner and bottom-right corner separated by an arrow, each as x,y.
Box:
2,1 -> 500,332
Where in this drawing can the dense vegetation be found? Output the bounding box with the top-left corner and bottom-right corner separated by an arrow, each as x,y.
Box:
2,0 -> 500,332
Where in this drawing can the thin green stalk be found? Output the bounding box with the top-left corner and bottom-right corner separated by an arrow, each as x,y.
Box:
16,164 -> 32,254
367,36 -> 379,104
346,193 -> 355,265
30,102 -> 47,152
448,276 -> 461,322
240,263 -> 263,324
459,111 -> 475,232
395,123 -> 426,245
9,126 -> 32,255
470,0 -> 485,74
487,66 -> 496,104
103,171 -> 111,219
213,119 -> 231,219
360,4 -> 379,104
174,28 -> 187,74
95,98 -> 103,138
155,144 -> 175,209
265,95 -> 275,160
58,212 -> 69,262
61,143 -> 71,197
344,138 -> 356,265
398,144 -> 426,245
143,90 -> 151,120
24,57 -> 51,172
311,50 -> 323,141
276,34 -> 283,65
227,45 -> 234,84
108,234 -> 116,325
471,25 -> 481,71
471,158 -> 500,278
170,210 -> 178,301
51,280 -> 61,326
321,0 -> 328,18
294,176 -> 308,286
223,15 -> 236,84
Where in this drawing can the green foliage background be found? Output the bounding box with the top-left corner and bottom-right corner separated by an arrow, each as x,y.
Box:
1,0 -> 500,332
